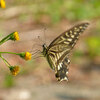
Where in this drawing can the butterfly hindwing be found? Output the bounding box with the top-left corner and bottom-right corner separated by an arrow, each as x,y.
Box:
55,57 -> 70,81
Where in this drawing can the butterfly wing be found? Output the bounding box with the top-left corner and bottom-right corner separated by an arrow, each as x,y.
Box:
47,23 -> 89,81
48,23 -> 89,52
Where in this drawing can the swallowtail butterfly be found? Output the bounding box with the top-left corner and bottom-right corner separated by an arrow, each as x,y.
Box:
41,22 -> 89,81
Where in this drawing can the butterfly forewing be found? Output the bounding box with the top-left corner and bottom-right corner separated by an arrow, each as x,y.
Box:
45,22 -> 89,81
48,23 -> 89,51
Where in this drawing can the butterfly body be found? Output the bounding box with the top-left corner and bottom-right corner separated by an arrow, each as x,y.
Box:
42,23 -> 89,81
42,44 -> 55,70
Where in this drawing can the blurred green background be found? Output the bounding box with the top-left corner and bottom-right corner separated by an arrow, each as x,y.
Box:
0,0 -> 100,100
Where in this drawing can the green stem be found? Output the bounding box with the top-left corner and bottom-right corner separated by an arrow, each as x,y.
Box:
0,54 -> 11,67
0,52 -> 18,55
0,32 -> 14,45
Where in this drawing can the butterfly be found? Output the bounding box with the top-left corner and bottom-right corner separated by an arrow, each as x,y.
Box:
41,22 -> 89,81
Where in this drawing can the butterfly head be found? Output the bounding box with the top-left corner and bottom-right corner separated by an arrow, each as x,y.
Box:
42,43 -> 48,57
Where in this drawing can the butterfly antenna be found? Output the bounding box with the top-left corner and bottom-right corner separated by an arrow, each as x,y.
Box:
37,36 -> 45,44
43,27 -> 47,45
30,39 -> 42,52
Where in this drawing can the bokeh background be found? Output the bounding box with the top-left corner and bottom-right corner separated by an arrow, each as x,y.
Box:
0,0 -> 100,100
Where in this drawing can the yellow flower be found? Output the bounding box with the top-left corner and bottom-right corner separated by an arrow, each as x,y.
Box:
19,52 -> 32,60
13,32 -> 20,41
0,0 -> 6,8
9,66 -> 20,76
9,31 -> 20,41
25,52 -> 32,60
17,52 -> 32,60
